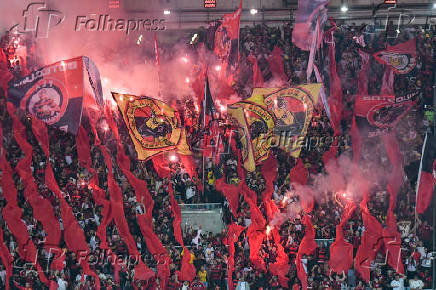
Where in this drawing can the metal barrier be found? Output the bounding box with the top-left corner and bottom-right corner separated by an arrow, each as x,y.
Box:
179,203 -> 222,211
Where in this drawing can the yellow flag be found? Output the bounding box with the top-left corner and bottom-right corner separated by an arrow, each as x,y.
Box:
227,88 -> 276,171
112,92 -> 191,160
264,84 -> 321,157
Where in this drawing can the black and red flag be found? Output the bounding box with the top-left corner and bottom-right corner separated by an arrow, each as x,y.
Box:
200,76 -> 218,157
354,92 -> 417,138
373,38 -> 417,74
6,56 -> 102,134
214,0 -> 242,74
292,0 -> 329,51
416,133 -> 436,214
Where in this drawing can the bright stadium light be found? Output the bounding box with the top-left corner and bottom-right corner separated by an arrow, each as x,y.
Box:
164,10 -> 171,15
250,8 -> 258,15
215,65 -> 221,71
433,2 -> 436,9
341,5 -> 348,12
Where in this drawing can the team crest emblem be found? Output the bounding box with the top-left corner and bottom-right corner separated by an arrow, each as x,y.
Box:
20,79 -> 67,125
125,97 -> 180,150
374,51 -> 416,74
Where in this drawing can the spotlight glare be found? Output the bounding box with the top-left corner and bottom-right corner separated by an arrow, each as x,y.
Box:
164,10 -> 171,15
250,8 -> 258,15
340,5 -> 348,12
185,77 -> 190,83
215,65 -> 221,71
433,3 -> 436,9
129,96 -> 134,101
181,57 -> 188,63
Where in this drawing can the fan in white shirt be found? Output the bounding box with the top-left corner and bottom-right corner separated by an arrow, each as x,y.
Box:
409,276 -> 424,290
390,274 -> 405,290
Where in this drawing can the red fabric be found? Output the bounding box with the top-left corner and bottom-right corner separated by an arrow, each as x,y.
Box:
373,39 -> 417,74
179,153 -> 199,183
416,172 -> 434,214
382,133 -> 405,274
215,178 -> 240,217
247,225 -> 267,272
269,228 -> 289,287
180,248 -> 196,282
267,46 -> 287,83
9,108 -> 61,251
328,204 -> 356,273
226,224 -> 245,290
247,55 -> 264,87
322,139 -> 338,165
354,198 -> 384,282
261,155 -> 278,202
290,159 -> 308,185
350,116 -> 361,163
76,126 -> 93,170
152,154 -> 172,178
324,26 -> 343,134
296,216 -> 318,290
381,66 -> 394,95
0,48 -> 13,92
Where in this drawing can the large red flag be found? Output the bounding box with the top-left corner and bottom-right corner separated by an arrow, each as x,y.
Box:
227,224 -> 245,290
267,46 -> 287,83
296,216 -> 318,290
247,55 -> 264,87
415,133 -> 436,214
328,204 -> 356,273
373,39 -> 417,74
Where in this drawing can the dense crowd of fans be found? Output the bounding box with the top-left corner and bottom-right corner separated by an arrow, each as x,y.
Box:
0,19 -> 435,290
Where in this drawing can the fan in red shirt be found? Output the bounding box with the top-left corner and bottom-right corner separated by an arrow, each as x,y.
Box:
190,277 -> 206,289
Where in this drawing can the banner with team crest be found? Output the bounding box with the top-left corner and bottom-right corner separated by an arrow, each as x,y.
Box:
264,84 -> 321,157
354,92 -> 418,137
373,39 -> 417,74
112,93 -> 191,160
7,57 -> 87,135
227,88 -> 276,171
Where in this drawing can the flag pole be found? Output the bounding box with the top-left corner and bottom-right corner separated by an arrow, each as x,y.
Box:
154,32 -> 162,97
202,70 -> 207,198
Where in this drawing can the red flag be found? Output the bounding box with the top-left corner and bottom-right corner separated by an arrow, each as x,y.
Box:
227,224 -> 245,290
247,55 -> 264,87
261,155 -> 278,202
180,247 -> 196,282
354,198 -> 384,282
292,0 -> 329,51
381,66 -> 394,95
215,179 -> 240,217
296,216 -> 318,290
269,228 -> 289,287
290,159 -> 308,185
373,39 -> 417,74
350,116 -> 361,163
328,204 -> 356,273
214,0 -> 242,61
247,225 -> 267,272
267,46 -> 287,83
416,133 -> 436,214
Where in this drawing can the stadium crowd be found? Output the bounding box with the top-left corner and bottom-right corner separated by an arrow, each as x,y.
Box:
0,19 -> 434,290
